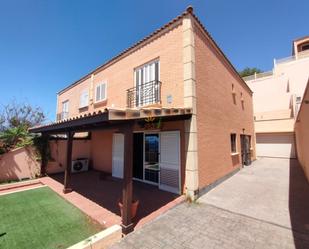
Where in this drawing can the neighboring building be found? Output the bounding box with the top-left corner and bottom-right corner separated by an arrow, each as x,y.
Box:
245,36 -> 309,159
295,78 -> 309,182
30,7 -> 255,233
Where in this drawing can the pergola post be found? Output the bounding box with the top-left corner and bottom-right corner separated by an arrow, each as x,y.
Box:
63,131 -> 74,193
40,133 -> 49,176
121,124 -> 134,235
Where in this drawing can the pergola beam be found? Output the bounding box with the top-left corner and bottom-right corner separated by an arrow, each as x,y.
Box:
120,123 -> 134,235
40,133 -> 49,176
63,131 -> 74,193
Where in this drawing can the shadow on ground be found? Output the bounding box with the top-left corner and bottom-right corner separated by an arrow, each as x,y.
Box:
50,170 -> 178,227
289,159 -> 309,248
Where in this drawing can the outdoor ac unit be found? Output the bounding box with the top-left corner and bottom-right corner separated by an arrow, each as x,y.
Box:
71,159 -> 89,173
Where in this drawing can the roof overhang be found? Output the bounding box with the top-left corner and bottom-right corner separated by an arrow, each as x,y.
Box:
29,107 -> 192,134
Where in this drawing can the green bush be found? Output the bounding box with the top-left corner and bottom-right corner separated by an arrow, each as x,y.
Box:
0,146 -> 6,155
0,124 -> 33,150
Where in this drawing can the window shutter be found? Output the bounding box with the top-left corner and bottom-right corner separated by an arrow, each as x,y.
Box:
96,85 -> 101,102
159,131 -> 180,194
80,90 -> 88,108
101,83 -> 106,100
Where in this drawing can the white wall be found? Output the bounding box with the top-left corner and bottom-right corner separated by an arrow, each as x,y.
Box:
247,56 -> 309,119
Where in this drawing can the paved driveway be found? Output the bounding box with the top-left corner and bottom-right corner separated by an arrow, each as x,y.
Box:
110,158 -> 309,249
200,158 -> 309,234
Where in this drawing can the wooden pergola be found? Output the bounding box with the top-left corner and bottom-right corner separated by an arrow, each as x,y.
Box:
29,107 -> 192,234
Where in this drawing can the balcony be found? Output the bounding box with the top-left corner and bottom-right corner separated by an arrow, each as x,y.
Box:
127,80 -> 162,108
56,112 -> 69,121
242,71 -> 273,82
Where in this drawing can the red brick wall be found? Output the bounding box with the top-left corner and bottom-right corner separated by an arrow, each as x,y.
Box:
194,24 -> 256,189
57,22 -> 184,118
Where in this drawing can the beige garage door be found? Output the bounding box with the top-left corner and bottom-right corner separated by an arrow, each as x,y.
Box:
256,133 -> 296,158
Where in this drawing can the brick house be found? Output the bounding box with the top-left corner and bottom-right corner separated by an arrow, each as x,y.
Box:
30,7 -> 256,234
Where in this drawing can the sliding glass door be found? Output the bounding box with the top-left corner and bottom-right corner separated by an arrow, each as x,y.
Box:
144,134 -> 159,184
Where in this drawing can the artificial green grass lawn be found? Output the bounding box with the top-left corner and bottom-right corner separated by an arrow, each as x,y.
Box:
0,187 -> 102,249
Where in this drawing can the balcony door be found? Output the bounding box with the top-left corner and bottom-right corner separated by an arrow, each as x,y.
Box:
61,100 -> 69,120
134,60 -> 159,107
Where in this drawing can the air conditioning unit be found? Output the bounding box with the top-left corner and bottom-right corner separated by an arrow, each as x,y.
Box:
72,159 -> 89,173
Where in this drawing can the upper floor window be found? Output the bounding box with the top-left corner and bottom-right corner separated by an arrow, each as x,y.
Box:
300,43 -> 309,52
230,133 -> 237,153
134,60 -> 160,107
95,82 -> 107,103
61,100 -> 69,119
79,89 -> 89,108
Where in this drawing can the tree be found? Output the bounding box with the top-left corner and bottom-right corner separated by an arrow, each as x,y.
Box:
238,67 -> 263,78
0,101 -> 45,153
0,101 -> 45,130
0,125 -> 32,151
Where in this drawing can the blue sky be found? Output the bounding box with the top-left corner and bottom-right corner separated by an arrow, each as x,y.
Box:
0,0 -> 308,122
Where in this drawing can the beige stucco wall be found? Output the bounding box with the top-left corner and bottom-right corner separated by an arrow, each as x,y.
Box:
295,83 -> 309,182
274,57 -> 309,98
57,22 -> 184,118
249,74 -> 292,114
0,147 -> 40,182
193,22 -> 256,189
248,54 -> 309,114
247,52 -> 309,134
255,119 -> 295,133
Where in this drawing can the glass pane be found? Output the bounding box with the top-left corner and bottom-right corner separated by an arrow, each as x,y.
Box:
101,84 -> 106,100
144,134 -> 159,183
96,86 -> 101,101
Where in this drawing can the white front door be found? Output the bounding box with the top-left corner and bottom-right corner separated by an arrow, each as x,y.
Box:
112,133 -> 124,178
159,131 -> 180,194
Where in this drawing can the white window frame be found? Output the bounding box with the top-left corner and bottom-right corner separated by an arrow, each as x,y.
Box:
95,82 -> 107,103
230,133 -> 237,154
61,100 -> 69,120
134,59 -> 160,107
79,89 -> 89,108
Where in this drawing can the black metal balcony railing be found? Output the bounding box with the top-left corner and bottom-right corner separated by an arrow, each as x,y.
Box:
127,80 -> 162,108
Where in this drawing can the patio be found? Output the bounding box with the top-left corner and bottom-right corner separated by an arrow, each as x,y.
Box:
41,170 -> 184,230
29,108 -> 191,234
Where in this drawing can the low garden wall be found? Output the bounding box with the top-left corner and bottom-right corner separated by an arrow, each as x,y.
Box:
67,225 -> 122,249
0,146 -> 40,182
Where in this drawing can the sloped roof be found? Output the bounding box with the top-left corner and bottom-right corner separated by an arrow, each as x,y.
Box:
58,6 -> 252,95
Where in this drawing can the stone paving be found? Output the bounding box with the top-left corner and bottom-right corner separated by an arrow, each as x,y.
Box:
199,158 -> 309,234
110,158 -> 309,249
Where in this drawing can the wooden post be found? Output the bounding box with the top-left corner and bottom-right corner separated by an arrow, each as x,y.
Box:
40,133 -> 49,176
121,124 -> 134,235
63,131 -> 74,193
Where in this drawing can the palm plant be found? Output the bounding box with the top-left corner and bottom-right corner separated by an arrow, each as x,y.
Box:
0,125 -> 33,151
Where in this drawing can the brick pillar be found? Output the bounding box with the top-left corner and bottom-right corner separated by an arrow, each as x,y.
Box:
183,12 -> 199,201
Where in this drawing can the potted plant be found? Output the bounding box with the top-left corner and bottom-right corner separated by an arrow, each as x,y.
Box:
118,198 -> 139,219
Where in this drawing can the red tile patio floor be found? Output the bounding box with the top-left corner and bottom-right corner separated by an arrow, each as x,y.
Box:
40,170 -> 184,230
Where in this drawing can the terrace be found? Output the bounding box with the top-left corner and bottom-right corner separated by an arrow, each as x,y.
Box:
40,170 -> 184,229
